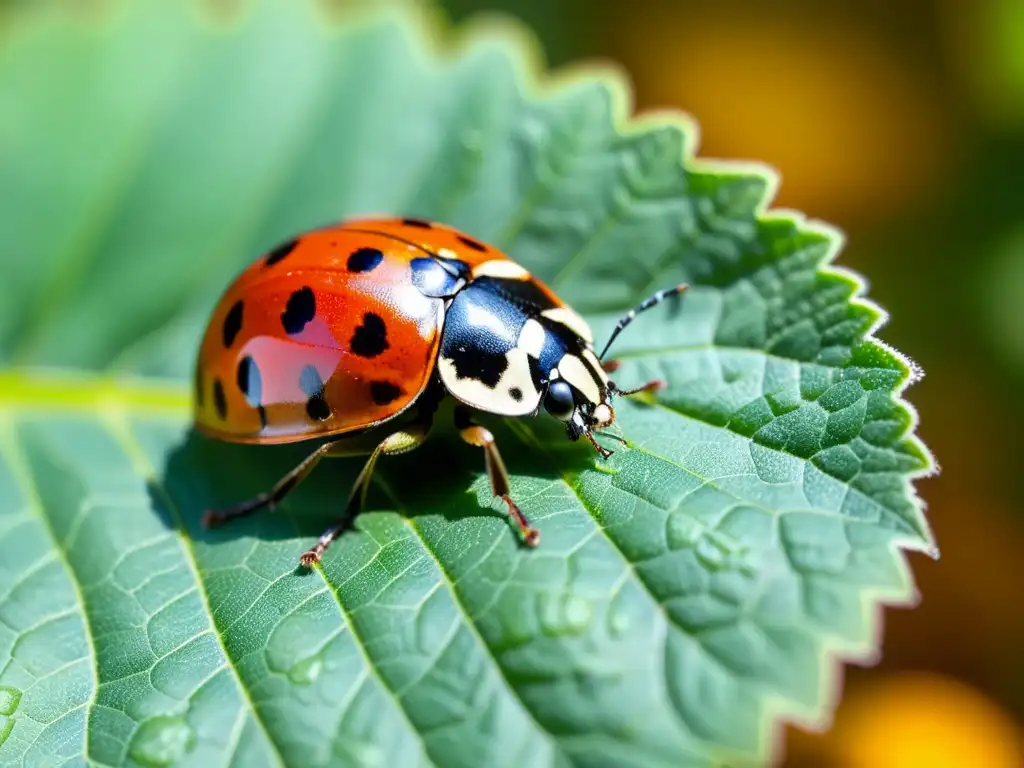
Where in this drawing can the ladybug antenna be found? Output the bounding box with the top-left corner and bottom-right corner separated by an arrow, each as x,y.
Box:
597,284 -> 689,361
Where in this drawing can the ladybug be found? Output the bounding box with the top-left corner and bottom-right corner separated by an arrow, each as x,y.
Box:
194,216 -> 686,566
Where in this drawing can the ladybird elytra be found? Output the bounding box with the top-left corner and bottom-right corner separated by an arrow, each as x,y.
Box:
194,216 -> 687,565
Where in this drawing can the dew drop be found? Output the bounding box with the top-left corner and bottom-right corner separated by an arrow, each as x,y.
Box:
288,655 -> 324,686
338,742 -> 384,767
695,535 -> 729,571
539,593 -> 593,637
666,513 -> 702,550
562,595 -> 593,634
609,611 -> 631,638
0,686 -> 22,717
129,716 -> 195,767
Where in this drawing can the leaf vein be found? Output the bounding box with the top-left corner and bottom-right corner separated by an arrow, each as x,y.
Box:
374,476 -> 567,767
311,562 -> 438,768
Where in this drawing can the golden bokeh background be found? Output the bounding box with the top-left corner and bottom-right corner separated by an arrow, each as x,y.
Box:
438,0 -> 1024,764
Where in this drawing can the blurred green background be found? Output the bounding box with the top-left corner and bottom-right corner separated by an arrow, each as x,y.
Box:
4,0 -> 1023,764
431,0 -> 1024,765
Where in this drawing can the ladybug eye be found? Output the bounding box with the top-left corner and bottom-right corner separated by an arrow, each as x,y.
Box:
544,380 -> 576,421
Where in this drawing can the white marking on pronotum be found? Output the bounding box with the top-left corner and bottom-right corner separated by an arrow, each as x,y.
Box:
518,319 -> 546,358
438,350 -> 541,416
472,259 -> 531,280
557,354 -> 601,404
463,300 -> 514,342
541,307 -> 593,344
581,347 -> 609,384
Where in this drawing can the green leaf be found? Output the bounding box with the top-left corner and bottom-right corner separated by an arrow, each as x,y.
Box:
0,2 -> 936,766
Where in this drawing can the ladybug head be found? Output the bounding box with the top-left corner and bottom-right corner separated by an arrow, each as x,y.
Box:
552,281 -> 690,459
542,377 -> 618,457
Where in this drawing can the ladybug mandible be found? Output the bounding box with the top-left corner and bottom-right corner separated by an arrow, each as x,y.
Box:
193,217 -> 687,566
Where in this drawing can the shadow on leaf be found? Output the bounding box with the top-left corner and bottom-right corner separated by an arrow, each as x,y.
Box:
150,407 -> 600,558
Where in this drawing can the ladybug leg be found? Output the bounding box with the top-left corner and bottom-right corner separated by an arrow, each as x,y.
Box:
611,379 -> 667,397
298,426 -> 430,567
202,439 -> 347,528
454,407 -> 540,548
601,359 -> 621,373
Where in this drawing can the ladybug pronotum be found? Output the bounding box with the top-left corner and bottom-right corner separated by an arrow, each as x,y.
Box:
194,217 -> 687,566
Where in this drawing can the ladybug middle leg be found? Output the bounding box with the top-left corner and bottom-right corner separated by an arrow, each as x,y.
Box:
296,426 -> 430,566
454,406 -> 540,548
202,425 -> 431,567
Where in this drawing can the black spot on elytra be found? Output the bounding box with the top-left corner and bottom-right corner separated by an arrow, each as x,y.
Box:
349,312 -> 389,358
281,286 -> 316,335
457,235 -> 486,252
298,364 -> 331,422
213,379 -> 227,420
509,386 -> 523,402
265,237 -> 298,266
222,300 -> 244,348
347,247 -> 384,273
370,381 -> 402,406
306,394 -> 331,421
236,355 -> 262,407
257,405 -> 268,429
401,218 -> 432,228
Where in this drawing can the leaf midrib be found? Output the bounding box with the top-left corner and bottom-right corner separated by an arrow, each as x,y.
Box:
101,409 -> 289,767
0,414 -> 100,763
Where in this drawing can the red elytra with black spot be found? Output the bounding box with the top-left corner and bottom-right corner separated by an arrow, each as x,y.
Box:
193,216 -> 686,566
194,218 -> 510,443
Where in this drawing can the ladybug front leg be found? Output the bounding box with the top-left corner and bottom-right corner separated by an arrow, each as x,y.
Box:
298,426 -> 430,567
454,406 -> 540,547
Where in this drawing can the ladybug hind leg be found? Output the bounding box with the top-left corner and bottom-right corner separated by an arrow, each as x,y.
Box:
454,406 -> 539,547
202,439 -> 346,528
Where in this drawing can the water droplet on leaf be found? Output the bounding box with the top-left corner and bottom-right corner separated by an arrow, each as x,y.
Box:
339,742 -> 384,767
288,654 -> 324,686
666,513 -> 702,549
695,535 -> 729,571
129,716 -> 195,767
609,610 -> 630,638
562,595 -> 592,633
539,593 -> 593,636
0,686 -> 22,716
